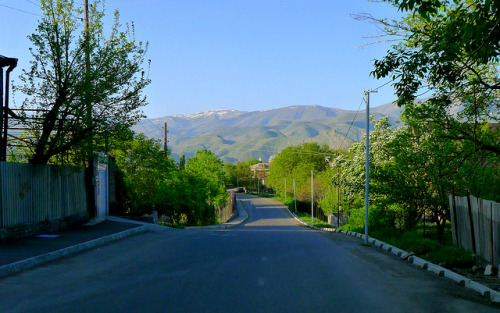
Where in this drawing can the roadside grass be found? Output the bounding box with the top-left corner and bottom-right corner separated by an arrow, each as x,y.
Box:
342,223 -> 474,269
271,195 -> 333,228
158,221 -> 185,229
294,212 -> 333,228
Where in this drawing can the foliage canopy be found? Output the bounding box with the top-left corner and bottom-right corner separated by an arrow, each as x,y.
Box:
15,0 -> 150,164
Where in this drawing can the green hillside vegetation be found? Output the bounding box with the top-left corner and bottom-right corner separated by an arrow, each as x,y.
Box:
306,129 -> 354,148
132,103 -> 403,163
258,129 -> 286,139
283,122 -> 326,137
204,126 -> 276,140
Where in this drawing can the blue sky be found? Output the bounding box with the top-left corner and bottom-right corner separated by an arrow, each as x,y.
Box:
0,0 -> 401,118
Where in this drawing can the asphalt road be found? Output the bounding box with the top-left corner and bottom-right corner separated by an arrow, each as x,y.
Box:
0,194 -> 498,313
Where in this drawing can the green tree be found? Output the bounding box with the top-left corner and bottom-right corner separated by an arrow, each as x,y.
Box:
229,157 -> 259,189
334,117 -> 398,227
369,0 -> 499,155
179,154 -> 186,170
185,150 -> 228,223
340,115 -> 499,237
16,0 -> 150,164
267,143 -> 336,206
112,134 -> 174,214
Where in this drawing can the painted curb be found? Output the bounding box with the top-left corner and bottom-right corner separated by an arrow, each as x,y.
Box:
427,263 -> 445,276
0,225 -> 147,279
390,247 -> 405,257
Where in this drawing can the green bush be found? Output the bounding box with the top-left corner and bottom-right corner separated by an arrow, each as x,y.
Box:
346,208 -> 365,230
370,226 -> 474,269
369,205 -> 396,230
406,238 -> 441,255
423,246 -> 474,268
159,221 -> 185,229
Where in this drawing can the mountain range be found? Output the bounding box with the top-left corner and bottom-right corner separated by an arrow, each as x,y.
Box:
131,103 -> 402,163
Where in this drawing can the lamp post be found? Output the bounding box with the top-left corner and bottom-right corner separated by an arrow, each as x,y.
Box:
311,170 -> 314,224
285,178 -> 287,203
293,178 -> 297,213
364,89 -> 376,244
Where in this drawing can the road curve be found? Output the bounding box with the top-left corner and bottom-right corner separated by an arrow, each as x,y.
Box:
0,194 -> 497,313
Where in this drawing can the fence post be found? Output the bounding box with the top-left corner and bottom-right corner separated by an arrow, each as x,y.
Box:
466,190 -> 477,255
490,203 -> 494,265
451,189 -> 460,248
0,162 -> 2,228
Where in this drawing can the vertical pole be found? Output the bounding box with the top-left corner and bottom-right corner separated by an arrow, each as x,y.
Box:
337,166 -> 340,228
311,170 -> 314,224
285,178 -> 287,203
490,203 -> 494,265
293,178 -> 297,213
466,190 -> 477,254
257,177 -> 260,194
3,68 -> 11,162
0,67 -> 3,162
451,188 -> 460,248
364,90 -> 375,244
84,1 -> 90,130
0,67 -> 2,225
163,122 -> 168,157
84,0 -> 96,218
365,90 -> 369,244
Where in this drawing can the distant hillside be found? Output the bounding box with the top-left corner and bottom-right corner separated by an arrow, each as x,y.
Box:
131,103 -> 402,163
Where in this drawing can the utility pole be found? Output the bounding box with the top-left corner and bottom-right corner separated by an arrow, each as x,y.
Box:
0,55 -> 17,162
364,89 -> 377,244
163,122 -> 168,157
284,178 -> 287,203
337,166 -> 340,228
293,178 -> 297,213
84,0 -> 96,218
311,170 -> 314,224
0,64 -> 3,161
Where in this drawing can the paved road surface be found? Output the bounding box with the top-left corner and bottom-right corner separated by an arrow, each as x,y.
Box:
0,194 -> 497,313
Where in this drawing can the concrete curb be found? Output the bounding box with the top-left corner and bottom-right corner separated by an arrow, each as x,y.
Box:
288,210 -> 500,303
0,225 -> 147,279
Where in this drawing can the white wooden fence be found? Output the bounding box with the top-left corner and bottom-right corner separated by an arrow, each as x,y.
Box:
449,195 -> 500,266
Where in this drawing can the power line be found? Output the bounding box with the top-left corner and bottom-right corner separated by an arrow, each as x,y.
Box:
0,4 -> 41,16
373,80 -> 392,91
144,118 -> 165,133
339,97 -> 365,150
25,0 -> 40,7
